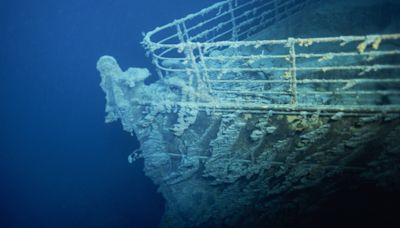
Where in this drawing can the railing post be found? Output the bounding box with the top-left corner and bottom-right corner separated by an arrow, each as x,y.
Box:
288,38 -> 298,106
197,43 -> 212,94
155,66 -> 165,80
180,22 -> 211,101
181,22 -> 191,42
176,22 -> 186,44
176,23 -> 194,103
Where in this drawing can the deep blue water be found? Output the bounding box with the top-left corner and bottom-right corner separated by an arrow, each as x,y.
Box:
0,0 -> 216,227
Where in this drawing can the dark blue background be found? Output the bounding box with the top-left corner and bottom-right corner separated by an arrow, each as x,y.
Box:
0,0 -> 216,227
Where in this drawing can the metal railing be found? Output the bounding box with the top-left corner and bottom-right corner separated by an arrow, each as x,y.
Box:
142,0 -> 400,114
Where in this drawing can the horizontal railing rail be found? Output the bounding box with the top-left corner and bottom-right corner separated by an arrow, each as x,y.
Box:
142,0 -> 400,114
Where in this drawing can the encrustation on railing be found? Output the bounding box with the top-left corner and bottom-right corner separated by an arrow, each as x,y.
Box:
142,0 -> 400,115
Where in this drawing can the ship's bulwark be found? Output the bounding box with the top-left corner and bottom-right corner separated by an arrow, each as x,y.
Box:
99,0 -> 400,227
